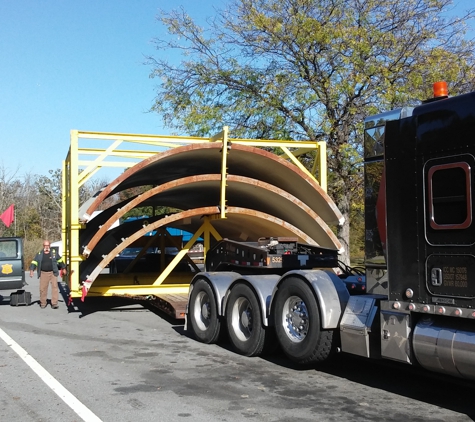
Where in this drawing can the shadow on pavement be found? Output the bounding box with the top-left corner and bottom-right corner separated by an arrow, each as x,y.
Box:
58,280 -> 145,318
54,276 -> 475,420
260,349 -> 475,419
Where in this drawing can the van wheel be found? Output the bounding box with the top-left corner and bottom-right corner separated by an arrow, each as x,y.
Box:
273,277 -> 334,364
188,279 -> 221,344
226,283 -> 265,357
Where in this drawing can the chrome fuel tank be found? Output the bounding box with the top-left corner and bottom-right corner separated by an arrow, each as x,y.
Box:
413,317 -> 475,380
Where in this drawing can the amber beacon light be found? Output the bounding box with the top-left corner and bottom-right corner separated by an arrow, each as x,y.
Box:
433,81 -> 448,98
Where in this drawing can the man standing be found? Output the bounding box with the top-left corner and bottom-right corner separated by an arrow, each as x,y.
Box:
29,240 -> 65,309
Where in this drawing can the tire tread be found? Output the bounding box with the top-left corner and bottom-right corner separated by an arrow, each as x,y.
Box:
226,283 -> 266,357
188,279 -> 221,344
273,276 -> 335,365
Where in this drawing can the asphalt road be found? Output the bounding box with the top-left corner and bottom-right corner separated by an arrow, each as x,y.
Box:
0,273 -> 474,422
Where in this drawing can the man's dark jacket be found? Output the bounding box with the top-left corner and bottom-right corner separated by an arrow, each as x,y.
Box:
30,249 -> 65,277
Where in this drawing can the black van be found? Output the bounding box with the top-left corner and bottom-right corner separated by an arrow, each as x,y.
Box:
0,237 -> 25,290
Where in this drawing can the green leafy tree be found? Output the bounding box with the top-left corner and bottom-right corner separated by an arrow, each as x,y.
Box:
148,0 -> 475,263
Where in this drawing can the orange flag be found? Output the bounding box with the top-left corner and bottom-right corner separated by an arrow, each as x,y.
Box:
0,204 -> 14,227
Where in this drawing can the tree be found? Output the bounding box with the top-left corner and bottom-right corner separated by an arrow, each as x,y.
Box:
0,165 -> 20,237
0,161 -> 115,262
35,169 -> 113,240
0,165 -> 41,239
148,0 -> 475,263
35,169 -> 63,240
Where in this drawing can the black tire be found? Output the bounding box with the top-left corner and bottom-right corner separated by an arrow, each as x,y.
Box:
273,277 -> 334,364
225,283 -> 266,357
188,279 -> 221,344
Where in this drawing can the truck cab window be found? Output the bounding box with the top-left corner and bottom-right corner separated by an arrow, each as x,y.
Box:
428,162 -> 472,230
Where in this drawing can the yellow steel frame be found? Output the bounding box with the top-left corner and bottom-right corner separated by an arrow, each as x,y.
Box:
63,128 -> 326,298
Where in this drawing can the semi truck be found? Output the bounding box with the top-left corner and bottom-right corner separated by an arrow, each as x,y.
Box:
63,81 -> 475,382
184,81 -> 475,381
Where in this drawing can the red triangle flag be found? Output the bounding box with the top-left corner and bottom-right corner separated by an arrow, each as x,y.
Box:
0,204 -> 14,228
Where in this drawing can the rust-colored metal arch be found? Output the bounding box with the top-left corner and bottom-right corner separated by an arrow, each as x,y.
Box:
85,206 -> 320,286
83,174 -> 342,257
83,143 -> 343,225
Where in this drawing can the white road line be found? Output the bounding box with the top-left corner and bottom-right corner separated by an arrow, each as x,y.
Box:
0,327 -> 102,422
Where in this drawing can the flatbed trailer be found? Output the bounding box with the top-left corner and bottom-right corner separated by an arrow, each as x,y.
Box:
206,237 -> 338,272
61,127 -> 338,312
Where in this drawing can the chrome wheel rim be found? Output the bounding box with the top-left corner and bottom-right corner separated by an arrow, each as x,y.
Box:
231,297 -> 253,342
193,290 -> 211,331
281,295 -> 309,343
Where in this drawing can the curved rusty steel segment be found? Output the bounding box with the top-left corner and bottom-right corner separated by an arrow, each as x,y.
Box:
79,214 -> 167,282
84,143 -> 343,225
79,195 -> 140,250
85,206 -> 320,284
83,174 -> 341,258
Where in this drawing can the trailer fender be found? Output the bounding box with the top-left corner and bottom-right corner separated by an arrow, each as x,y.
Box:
223,274 -> 281,327
189,272 -> 242,316
189,272 -> 281,326
273,270 -> 350,329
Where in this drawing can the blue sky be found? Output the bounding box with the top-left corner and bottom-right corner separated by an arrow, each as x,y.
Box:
0,0 -> 219,179
0,0 -> 473,180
